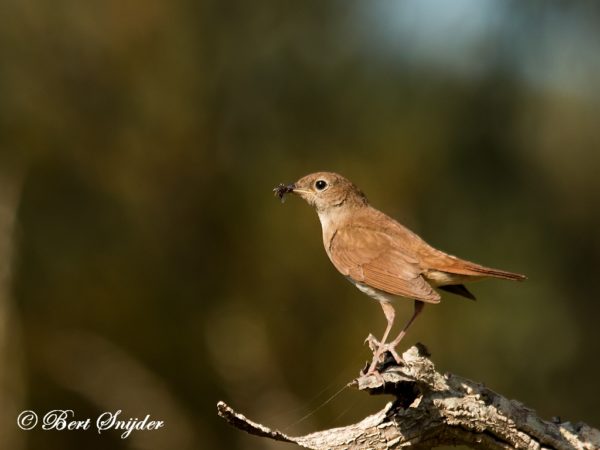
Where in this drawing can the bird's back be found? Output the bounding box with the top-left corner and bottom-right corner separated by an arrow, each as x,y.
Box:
325,205 -> 524,299
364,206 -> 526,283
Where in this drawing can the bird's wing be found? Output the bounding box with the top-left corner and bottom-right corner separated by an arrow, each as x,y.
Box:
329,224 -> 441,303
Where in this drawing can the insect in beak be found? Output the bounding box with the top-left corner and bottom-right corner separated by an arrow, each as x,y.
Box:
273,183 -> 296,203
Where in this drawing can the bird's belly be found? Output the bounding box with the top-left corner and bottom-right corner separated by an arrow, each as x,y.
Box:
347,278 -> 396,303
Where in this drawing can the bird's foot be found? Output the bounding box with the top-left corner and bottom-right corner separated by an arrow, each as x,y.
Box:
373,344 -> 403,368
364,334 -> 403,366
362,339 -> 405,375
377,343 -> 403,366
364,333 -> 380,353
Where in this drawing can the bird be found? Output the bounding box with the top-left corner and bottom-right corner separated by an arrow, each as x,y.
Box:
274,171 -> 526,374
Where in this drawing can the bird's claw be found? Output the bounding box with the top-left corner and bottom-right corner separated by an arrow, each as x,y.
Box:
363,335 -> 405,376
364,333 -> 381,353
376,344 -> 403,366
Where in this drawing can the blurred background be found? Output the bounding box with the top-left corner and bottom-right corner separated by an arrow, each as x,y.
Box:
1,1 -> 599,449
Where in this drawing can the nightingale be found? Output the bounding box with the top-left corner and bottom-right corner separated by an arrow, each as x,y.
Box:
274,171 -> 526,374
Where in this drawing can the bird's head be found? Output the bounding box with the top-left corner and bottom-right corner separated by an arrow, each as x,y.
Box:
275,172 -> 368,213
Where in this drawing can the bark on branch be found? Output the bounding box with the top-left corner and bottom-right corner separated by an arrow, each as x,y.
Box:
217,344 -> 600,449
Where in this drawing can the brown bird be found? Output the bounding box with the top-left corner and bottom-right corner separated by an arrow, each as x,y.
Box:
274,172 -> 526,374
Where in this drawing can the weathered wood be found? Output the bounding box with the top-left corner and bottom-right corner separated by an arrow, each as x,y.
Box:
217,344 -> 600,449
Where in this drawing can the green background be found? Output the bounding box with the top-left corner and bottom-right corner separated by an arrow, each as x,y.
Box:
1,1 -> 599,449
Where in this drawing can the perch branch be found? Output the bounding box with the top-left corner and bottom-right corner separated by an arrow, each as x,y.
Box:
217,344 -> 600,449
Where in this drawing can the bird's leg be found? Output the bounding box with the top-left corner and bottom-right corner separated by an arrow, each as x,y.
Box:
365,301 -> 425,375
365,301 -> 395,374
384,300 -> 425,361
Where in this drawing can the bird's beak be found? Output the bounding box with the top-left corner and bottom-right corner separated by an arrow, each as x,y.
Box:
289,184 -> 312,195
273,181 -> 313,203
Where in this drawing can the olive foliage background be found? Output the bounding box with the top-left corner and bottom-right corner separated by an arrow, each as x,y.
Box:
0,1 -> 599,449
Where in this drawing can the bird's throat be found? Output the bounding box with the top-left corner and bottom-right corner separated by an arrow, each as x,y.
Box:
317,205 -> 349,230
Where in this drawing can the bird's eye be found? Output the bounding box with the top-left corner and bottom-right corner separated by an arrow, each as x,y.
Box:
315,180 -> 328,191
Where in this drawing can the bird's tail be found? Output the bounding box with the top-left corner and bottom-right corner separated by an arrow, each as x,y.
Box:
444,258 -> 527,281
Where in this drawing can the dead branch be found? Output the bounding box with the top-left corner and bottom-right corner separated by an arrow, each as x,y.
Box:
217,344 -> 600,449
